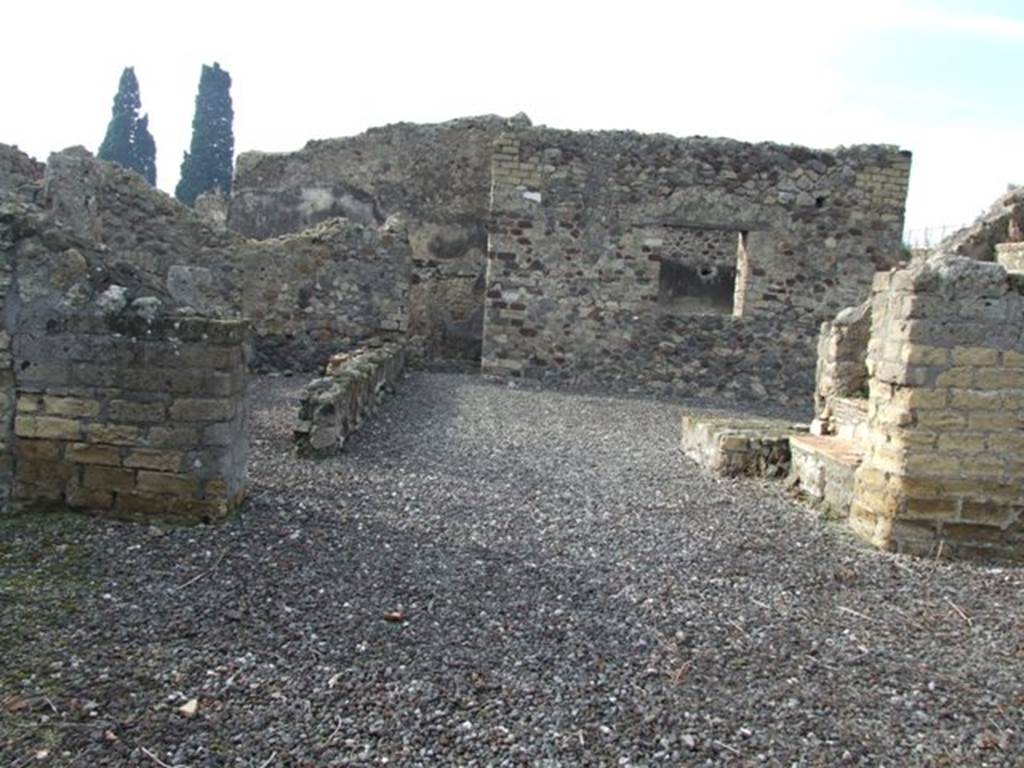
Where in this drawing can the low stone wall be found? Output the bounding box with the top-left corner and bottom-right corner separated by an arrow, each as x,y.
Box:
789,435 -> 863,520
680,413 -> 804,478
851,256 -> 1024,560
12,315 -> 248,523
294,342 -> 405,458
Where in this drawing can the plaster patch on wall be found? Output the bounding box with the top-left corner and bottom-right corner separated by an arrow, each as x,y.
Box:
522,191 -> 542,204
298,187 -> 335,218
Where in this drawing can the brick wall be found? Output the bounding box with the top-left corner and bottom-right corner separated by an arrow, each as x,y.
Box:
851,257 -> 1024,560
11,316 -> 248,523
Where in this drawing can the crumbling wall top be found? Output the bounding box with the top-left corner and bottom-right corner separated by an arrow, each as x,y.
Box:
932,186 -> 1024,262
0,144 -> 45,201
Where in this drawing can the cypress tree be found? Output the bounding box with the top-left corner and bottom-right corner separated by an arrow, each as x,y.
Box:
97,67 -> 157,185
175,62 -> 234,206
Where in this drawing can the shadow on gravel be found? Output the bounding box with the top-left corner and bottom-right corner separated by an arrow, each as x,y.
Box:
1,373 -> 1022,767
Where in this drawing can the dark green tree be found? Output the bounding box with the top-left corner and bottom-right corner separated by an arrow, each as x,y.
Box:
97,67 -> 157,185
175,62 -> 234,206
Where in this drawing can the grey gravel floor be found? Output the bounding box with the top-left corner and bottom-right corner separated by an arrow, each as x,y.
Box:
2,372 -> 1023,767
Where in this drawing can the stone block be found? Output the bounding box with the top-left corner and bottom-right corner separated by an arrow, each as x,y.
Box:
15,439 -> 64,461
957,454 -> 1007,478
951,347 -> 999,366
968,411 -> 1013,431
109,400 -> 168,422
111,491 -> 236,523
934,367 -> 975,388
960,501 -> 1017,527
974,368 -> 1021,390
902,345 -> 949,366
124,449 -> 183,472
135,470 -> 199,496
43,396 -> 101,418
178,345 -> 243,371
16,458 -> 76,484
949,389 -> 1002,410
145,425 -> 199,447
15,396 -> 40,413
941,523 -> 1009,544
15,415 -> 82,441
914,409 -> 966,430
82,465 -> 136,491
66,485 -> 114,509
1003,350 -> 1024,367
113,492 -> 175,518
169,398 -> 236,422
86,423 -> 140,446
935,433 -> 987,453
789,435 -> 862,520
67,443 -> 122,466
891,388 -> 946,410
900,496 -> 960,521
904,453 -> 964,476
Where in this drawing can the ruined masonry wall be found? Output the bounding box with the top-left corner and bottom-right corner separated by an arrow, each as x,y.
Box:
230,115 -> 531,358
851,257 -> 1024,560
484,130 -> 909,402
294,342 -> 405,458
43,148 -> 409,371
12,316 -> 248,522
813,299 -> 871,419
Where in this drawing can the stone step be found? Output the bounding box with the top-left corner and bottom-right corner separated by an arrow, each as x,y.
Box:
680,413 -> 807,478
831,396 -> 868,441
789,434 -> 864,520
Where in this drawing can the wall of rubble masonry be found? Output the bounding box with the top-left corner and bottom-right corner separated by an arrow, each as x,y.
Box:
43,146 -> 410,371
294,341 -> 406,459
482,128 -> 910,401
229,115 -> 531,359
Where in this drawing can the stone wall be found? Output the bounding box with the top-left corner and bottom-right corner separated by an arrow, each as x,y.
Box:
0,159 -> 251,522
483,129 -> 910,402
850,256 -> 1024,560
813,299 -> 871,420
230,115 -> 531,358
680,413 -> 800,477
13,315 -> 248,523
294,341 -> 405,458
242,219 -> 409,370
0,143 -> 44,201
42,147 -> 411,371
935,187 -> 1024,263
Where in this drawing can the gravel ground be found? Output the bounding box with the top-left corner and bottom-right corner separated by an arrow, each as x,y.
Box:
1,372 -> 1023,767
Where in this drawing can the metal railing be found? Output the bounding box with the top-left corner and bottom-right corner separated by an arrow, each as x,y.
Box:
903,223 -> 966,249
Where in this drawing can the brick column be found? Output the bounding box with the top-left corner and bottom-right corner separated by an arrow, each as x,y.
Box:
851,257 -> 1024,560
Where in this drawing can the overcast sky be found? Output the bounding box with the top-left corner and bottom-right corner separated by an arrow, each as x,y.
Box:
4,0 -> 1021,245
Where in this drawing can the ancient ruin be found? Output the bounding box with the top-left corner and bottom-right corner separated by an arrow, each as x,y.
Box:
3,113 -> 1022,561
484,129 -> 908,400
684,185 -> 1024,561
230,116 -> 910,402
